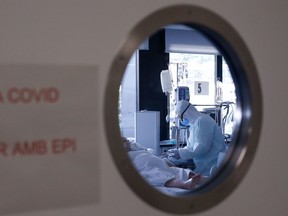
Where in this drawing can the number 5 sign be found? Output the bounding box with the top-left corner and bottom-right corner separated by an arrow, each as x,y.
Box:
194,81 -> 209,95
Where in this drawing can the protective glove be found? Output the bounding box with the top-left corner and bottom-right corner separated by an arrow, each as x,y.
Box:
168,149 -> 180,160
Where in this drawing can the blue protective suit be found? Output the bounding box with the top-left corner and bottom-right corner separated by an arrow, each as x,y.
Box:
175,100 -> 226,176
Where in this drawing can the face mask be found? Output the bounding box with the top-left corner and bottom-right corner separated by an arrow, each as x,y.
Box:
180,118 -> 190,126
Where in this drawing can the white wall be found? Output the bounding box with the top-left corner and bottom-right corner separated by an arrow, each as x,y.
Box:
0,0 -> 287,216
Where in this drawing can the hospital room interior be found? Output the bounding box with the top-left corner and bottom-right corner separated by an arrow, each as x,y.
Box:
119,25 -> 236,192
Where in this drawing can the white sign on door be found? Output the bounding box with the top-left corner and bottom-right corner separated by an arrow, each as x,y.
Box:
194,81 -> 209,95
0,64 -> 99,215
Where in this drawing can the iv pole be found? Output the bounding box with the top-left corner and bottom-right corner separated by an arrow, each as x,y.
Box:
160,70 -> 180,148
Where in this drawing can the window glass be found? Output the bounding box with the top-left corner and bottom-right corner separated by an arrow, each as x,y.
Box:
119,28 -> 237,192
119,52 -> 137,138
168,53 -> 217,139
106,6 -> 262,213
169,53 -> 216,108
222,58 -> 236,138
222,58 -> 236,103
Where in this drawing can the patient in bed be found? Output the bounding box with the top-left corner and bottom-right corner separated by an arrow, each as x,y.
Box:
123,137 -> 205,190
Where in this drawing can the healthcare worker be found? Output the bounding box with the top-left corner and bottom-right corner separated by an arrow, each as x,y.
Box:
168,100 -> 226,176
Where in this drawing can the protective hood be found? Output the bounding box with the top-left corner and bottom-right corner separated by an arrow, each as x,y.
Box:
175,100 -> 201,124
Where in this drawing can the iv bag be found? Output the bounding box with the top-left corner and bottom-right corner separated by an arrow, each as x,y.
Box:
160,70 -> 172,94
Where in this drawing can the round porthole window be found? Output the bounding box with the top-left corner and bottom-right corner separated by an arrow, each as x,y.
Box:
104,5 -> 262,214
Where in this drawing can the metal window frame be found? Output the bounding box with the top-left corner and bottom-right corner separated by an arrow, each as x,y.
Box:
104,4 -> 262,214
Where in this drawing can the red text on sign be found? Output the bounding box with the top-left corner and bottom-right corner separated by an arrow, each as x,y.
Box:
7,87 -> 59,104
0,141 -> 8,157
12,140 -> 48,156
0,93 -> 4,103
51,138 -> 77,154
